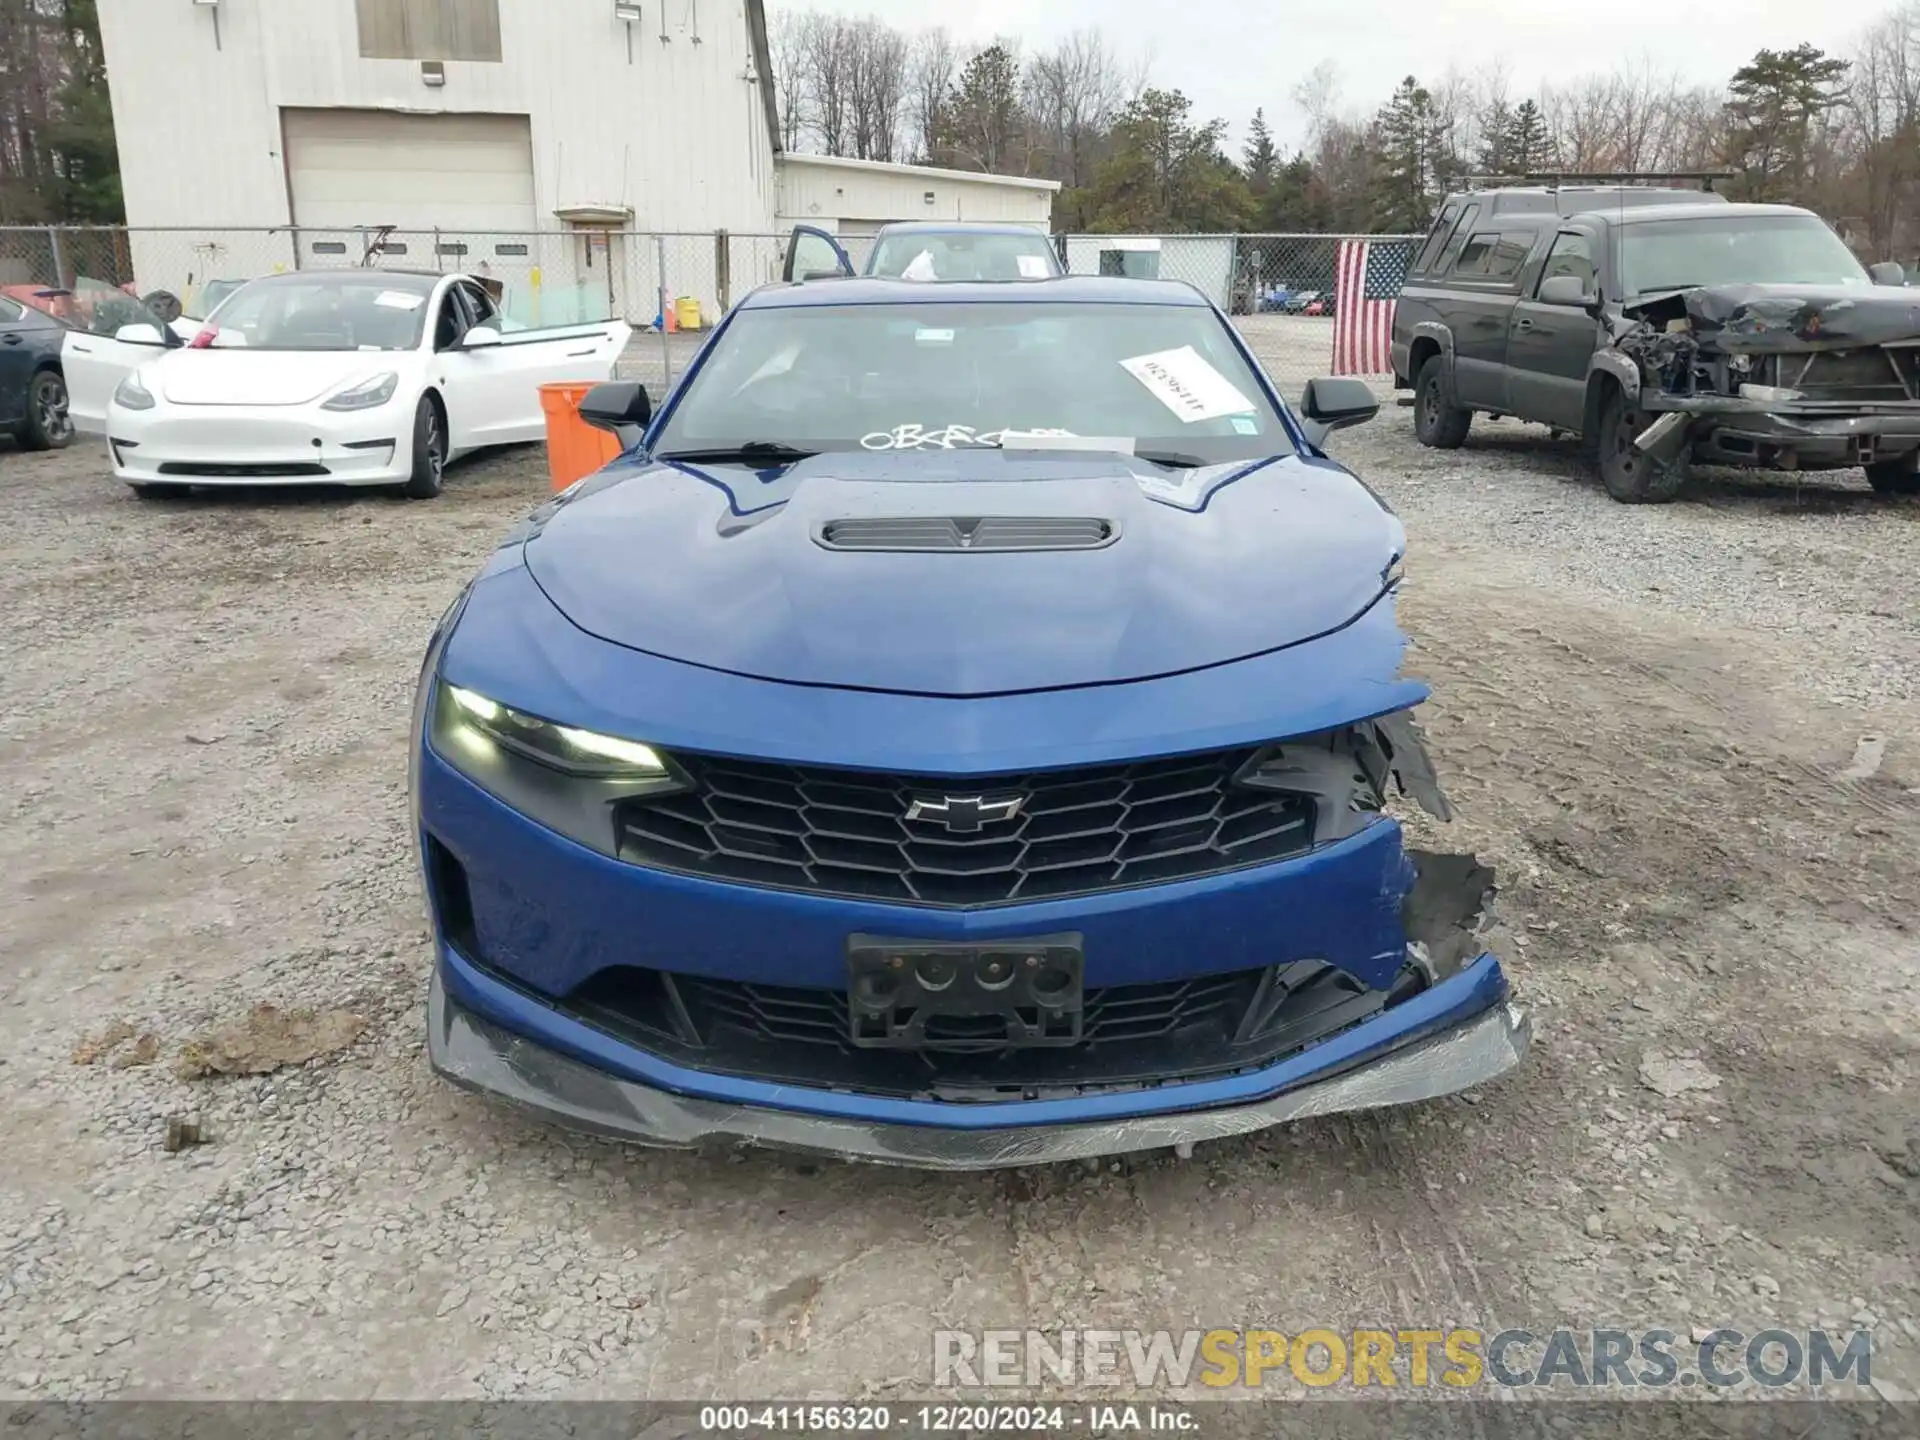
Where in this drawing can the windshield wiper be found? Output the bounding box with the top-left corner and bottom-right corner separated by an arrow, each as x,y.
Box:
1133,449 -> 1208,469
658,442 -> 820,465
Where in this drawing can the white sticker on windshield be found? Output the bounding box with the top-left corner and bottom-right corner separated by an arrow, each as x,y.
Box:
915,328 -> 955,345
1231,416 -> 1259,435
1002,431 -> 1134,455
1121,345 -> 1256,424
1017,255 -> 1051,279
375,291 -> 425,310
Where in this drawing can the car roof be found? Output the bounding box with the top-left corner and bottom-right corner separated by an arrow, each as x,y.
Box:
240,268 -> 444,290
870,222 -> 1053,239
1595,201 -> 1817,226
741,275 -> 1206,309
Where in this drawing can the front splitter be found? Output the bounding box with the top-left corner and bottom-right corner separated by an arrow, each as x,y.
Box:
427,971 -> 1530,1170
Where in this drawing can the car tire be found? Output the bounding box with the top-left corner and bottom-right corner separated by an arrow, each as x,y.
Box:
1864,452 -> 1920,496
1413,356 -> 1471,449
17,370 -> 75,451
401,393 -> 447,500
130,483 -> 193,500
1596,387 -> 1684,504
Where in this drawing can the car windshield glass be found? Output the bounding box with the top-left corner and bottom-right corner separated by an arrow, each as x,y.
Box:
867,233 -> 1058,281
1619,215 -> 1870,296
653,300 -> 1290,463
194,276 -> 433,350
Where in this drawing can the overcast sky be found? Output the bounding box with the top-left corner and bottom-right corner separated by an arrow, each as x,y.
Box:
783,0 -> 1899,150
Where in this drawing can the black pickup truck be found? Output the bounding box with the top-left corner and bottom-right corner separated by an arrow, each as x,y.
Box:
1390,184 -> 1920,502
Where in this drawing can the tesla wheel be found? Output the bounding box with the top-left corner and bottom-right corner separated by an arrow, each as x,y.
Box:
1596,387 -> 1684,504
1864,452 -> 1920,495
1413,356 -> 1471,449
401,393 -> 446,500
130,483 -> 193,500
18,370 -> 74,451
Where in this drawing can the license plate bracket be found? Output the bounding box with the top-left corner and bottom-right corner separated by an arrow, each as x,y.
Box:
845,933 -> 1085,1049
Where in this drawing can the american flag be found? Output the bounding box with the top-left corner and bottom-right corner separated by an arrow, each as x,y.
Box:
1331,238 -> 1415,376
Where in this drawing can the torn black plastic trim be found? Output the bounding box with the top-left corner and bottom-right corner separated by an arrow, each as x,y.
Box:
1234,708 -> 1453,845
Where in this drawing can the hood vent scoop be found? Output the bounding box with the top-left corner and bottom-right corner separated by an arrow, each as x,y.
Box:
815,516 -> 1118,553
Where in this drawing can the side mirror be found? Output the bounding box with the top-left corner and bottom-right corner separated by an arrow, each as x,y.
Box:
1299,377 -> 1380,444
460,325 -> 503,349
578,380 -> 652,434
113,322 -> 167,346
1868,261 -> 1905,286
1538,274 -> 1597,309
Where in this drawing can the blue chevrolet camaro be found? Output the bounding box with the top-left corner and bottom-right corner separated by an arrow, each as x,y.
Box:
411,275 -> 1529,1169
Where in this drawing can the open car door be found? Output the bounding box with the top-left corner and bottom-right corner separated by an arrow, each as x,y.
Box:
782,226 -> 854,283
61,279 -> 178,434
435,278 -> 633,451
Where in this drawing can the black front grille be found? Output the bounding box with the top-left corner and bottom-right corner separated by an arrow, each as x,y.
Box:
565,958 -> 1395,1101
157,461 -> 331,478
616,748 -> 1315,908
816,516 -> 1117,552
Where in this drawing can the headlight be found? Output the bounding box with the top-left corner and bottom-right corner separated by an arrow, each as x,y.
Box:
322,372 -> 400,412
444,684 -> 669,778
427,680 -> 685,856
113,374 -> 155,411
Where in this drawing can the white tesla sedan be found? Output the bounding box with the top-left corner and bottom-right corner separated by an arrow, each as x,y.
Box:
65,270 -> 632,499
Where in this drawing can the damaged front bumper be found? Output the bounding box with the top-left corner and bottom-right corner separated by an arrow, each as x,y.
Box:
1638,392 -> 1920,468
429,947 -> 1528,1170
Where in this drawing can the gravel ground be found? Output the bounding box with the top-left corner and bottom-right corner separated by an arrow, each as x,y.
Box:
2,383 -> 1918,1402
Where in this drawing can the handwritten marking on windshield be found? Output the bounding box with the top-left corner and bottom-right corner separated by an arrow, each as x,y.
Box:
859,425 -> 1077,451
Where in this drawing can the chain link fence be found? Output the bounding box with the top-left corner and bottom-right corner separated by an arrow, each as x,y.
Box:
0,225 -> 1420,403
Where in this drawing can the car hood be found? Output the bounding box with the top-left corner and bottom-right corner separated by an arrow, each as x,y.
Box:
521,449 -> 1403,698
1669,283 -> 1920,353
155,350 -> 392,406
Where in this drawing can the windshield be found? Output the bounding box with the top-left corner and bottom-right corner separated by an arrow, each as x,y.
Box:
1619,215 -> 1870,296
867,232 -> 1059,281
653,301 -> 1289,463
195,276 -> 433,350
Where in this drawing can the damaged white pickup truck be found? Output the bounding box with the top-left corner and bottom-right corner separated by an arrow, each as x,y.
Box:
1392,181 -> 1920,503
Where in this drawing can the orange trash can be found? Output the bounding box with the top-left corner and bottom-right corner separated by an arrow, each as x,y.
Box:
539,382 -> 624,491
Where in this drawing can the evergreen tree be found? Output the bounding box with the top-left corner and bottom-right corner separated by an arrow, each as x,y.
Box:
1242,108 -> 1278,196
1370,76 -> 1445,230
1722,44 -> 1851,201
1506,99 -> 1551,174
1085,88 -> 1252,231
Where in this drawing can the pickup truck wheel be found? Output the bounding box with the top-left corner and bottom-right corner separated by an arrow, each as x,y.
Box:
1597,388 -> 1684,504
1413,356 -> 1471,449
1864,452 -> 1920,495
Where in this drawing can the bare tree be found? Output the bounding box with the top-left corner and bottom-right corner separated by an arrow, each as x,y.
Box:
845,18 -> 909,162
796,12 -> 854,157
1846,3 -> 1920,254
907,27 -> 958,163
1025,28 -> 1131,190
768,8 -> 808,151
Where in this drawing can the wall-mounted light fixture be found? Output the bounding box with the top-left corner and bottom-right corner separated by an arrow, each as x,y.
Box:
192,0 -> 223,50
421,60 -> 447,87
615,1 -> 642,63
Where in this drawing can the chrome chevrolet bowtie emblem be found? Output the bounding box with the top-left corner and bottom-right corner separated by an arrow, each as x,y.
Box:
905,794 -> 1026,834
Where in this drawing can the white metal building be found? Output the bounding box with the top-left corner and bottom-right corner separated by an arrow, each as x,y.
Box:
95,0 -> 1057,322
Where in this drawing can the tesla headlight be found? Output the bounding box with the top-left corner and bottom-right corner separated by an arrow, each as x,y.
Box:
322,371 -> 400,412
113,374 -> 155,411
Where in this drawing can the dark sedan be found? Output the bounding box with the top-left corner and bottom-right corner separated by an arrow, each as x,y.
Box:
0,292 -> 74,451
